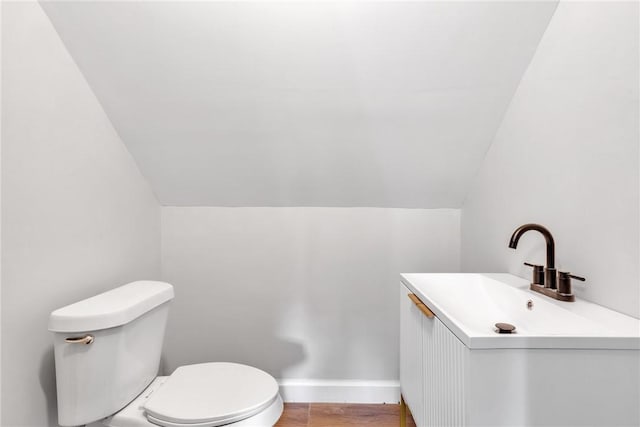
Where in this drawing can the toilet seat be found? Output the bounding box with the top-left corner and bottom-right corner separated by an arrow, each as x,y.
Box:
143,362 -> 280,427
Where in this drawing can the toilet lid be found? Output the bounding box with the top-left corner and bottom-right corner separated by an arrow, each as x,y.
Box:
144,362 -> 279,427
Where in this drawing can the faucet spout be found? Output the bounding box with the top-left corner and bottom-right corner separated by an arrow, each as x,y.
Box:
509,223 -> 555,269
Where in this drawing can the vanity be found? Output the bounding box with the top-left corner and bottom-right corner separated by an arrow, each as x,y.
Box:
399,273 -> 640,427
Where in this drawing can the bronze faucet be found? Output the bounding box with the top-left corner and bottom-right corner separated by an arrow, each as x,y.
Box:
509,223 -> 585,302
509,223 -> 557,289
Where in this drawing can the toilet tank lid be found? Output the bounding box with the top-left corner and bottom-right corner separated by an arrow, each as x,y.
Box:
48,281 -> 174,332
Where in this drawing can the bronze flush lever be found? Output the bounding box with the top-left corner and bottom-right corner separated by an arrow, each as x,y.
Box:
65,334 -> 94,345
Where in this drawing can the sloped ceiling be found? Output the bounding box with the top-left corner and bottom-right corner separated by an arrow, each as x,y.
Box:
41,1 -> 557,207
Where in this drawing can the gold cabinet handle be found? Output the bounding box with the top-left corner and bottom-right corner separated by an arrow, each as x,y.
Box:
65,335 -> 94,344
407,293 -> 435,318
407,293 -> 422,305
415,303 -> 435,318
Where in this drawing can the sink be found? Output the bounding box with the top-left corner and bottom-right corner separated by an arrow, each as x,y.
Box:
400,273 -> 640,349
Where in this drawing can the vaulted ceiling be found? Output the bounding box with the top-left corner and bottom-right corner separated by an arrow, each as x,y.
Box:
41,1 -> 557,207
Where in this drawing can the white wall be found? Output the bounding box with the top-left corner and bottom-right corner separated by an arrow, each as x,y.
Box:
1,3 -> 161,426
0,0 -> 3,421
162,207 -> 459,383
462,2 -> 639,318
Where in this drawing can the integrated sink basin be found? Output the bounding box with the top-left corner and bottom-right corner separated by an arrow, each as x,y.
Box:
401,273 -> 640,350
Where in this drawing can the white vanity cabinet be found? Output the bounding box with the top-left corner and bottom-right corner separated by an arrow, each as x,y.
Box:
400,284 -> 465,427
399,277 -> 640,427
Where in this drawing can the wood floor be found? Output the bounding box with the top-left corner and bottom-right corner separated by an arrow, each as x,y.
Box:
275,403 -> 417,427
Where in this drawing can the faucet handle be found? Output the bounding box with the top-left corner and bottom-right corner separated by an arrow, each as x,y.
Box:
558,271 -> 586,295
560,272 -> 585,281
524,262 -> 544,286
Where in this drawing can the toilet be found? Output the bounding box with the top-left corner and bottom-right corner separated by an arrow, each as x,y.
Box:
48,281 -> 283,427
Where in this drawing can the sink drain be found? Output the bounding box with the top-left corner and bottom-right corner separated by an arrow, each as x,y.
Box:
495,322 -> 516,334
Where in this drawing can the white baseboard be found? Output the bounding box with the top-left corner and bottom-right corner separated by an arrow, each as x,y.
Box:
277,379 -> 400,404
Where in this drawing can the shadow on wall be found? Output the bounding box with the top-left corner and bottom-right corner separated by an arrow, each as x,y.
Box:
161,339 -> 307,380
209,335 -> 307,381
162,300 -> 307,379
39,348 -> 58,427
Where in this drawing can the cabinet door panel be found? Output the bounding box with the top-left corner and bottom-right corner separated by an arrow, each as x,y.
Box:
400,285 -> 424,426
422,315 -> 466,426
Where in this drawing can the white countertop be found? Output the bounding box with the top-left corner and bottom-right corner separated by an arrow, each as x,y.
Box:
401,273 -> 640,350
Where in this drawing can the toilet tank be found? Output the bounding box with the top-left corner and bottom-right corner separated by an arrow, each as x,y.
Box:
48,281 -> 174,426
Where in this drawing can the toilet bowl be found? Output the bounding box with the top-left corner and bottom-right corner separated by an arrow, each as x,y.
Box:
97,363 -> 284,427
49,281 -> 283,427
